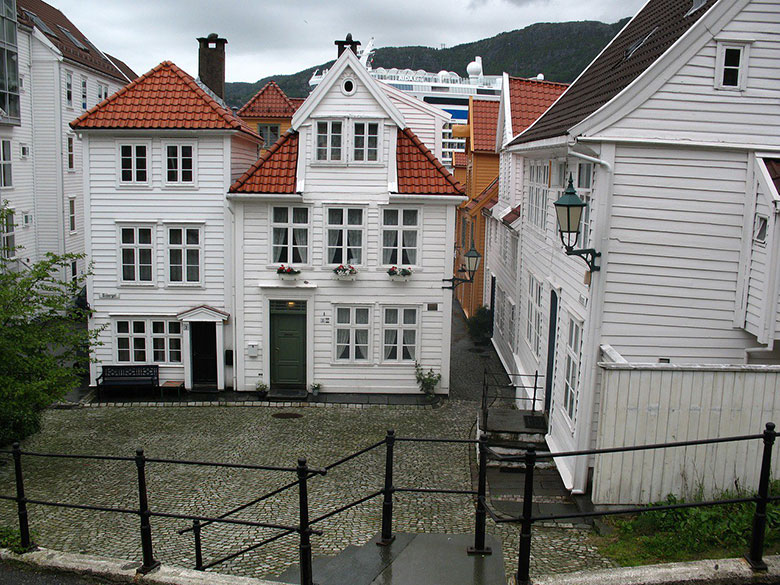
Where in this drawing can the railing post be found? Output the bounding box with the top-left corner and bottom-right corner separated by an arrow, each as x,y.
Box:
12,442 -> 31,550
516,447 -> 536,585
135,448 -> 160,574
746,422 -> 776,571
468,432 -> 491,555
481,369 -> 488,431
297,457 -> 314,585
378,429 -> 396,546
192,520 -> 203,571
532,371 -> 539,412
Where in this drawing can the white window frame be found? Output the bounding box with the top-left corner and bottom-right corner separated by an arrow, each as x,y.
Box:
166,225 -> 203,286
715,41 -> 750,91
270,206 -> 309,266
381,207 -> 420,267
334,305 -> 371,363
352,120 -> 381,163
314,119 -> 343,163
576,162 -> 594,250
525,273 -> 543,359
257,124 -> 280,148
753,214 -> 768,246
65,71 -> 73,108
527,160 -> 549,231
325,206 -> 365,266
67,135 -> 75,171
0,139 -> 12,188
80,76 -> 87,110
68,197 -> 76,233
1,207 -> 15,259
97,82 -> 109,102
381,306 -> 419,363
163,142 -> 196,186
117,142 -> 150,186
118,224 -> 155,286
70,259 -> 78,280
114,318 -> 182,364
562,315 -> 583,423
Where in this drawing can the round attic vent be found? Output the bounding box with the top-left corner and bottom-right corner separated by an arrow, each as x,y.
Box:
342,78 -> 356,95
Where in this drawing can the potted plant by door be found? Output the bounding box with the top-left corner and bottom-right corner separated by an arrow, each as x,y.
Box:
332,265 -> 358,281
387,266 -> 413,282
277,265 -> 301,281
256,381 -> 269,399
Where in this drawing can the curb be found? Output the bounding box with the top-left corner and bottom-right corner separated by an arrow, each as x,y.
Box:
0,547 -> 286,585
78,400 -> 439,409
528,555 -> 780,585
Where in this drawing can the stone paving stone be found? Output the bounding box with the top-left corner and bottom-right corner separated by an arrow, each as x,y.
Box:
0,403 -> 612,582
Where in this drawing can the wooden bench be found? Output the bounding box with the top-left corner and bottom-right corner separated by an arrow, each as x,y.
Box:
96,365 -> 159,401
161,380 -> 184,400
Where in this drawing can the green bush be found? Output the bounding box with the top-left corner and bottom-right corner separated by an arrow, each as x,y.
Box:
466,306 -> 492,342
0,526 -> 31,554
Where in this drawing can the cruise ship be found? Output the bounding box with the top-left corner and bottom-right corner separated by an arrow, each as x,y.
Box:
309,38 -> 504,166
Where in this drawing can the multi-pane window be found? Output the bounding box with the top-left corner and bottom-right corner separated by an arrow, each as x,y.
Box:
335,306 -> 369,362
316,120 -> 342,161
382,307 -> 417,361
526,273 -> 543,358
257,124 -> 280,148
68,198 -> 76,232
326,207 -> 363,265
382,208 -> 418,265
353,121 -> 378,162
576,163 -> 593,249
0,0 -> 19,120
0,139 -> 11,187
67,136 -> 75,170
165,144 -> 194,183
70,260 -> 77,279
563,317 -> 583,421
119,144 -> 147,183
528,161 -> 549,230
717,44 -> 747,89
97,83 -> 109,102
81,77 -> 87,110
167,226 -> 201,284
65,71 -> 72,107
116,319 -> 182,364
120,226 -> 153,283
271,206 -> 308,264
1,208 -> 14,259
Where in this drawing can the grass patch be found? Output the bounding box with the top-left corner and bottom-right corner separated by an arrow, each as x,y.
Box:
0,525 -> 32,554
591,483 -> 780,566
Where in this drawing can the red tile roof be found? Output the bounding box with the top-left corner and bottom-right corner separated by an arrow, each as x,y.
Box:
471,99 -> 500,153
18,0 -> 130,83
396,128 -> 464,195
453,152 -> 467,168
465,176 -> 498,212
511,0 -> 718,145
237,81 -> 302,118
766,159 -> 780,194
70,61 -> 260,140
502,204 -> 523,225
507,77 -> 568,136
230,132 -> 299,194
290,98 -> 306,110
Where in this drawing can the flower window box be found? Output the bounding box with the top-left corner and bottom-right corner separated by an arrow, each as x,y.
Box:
277,265 -> 301,281
387,266 -> 412,282
332,265 -> 358,281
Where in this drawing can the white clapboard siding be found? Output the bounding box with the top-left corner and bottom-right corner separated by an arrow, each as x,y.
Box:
600,145 -> 755,362
600,0 -> 780,146
594,362 -> 780,504
230,136 -> 258,183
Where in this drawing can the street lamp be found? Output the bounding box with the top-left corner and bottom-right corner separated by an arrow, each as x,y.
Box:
443,239 -> 482,289
553,175 -> 601,272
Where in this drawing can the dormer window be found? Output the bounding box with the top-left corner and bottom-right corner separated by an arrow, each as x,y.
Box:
316,121 -> 342,161
353,122 -> 379,162
715,42 -> 750,90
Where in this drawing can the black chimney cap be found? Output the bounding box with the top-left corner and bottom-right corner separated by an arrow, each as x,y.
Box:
335,33 -> 360,57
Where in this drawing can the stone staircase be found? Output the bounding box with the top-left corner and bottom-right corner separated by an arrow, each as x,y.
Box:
273,533 -> 506,585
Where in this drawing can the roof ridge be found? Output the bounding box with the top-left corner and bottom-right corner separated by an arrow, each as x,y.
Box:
399,127 -> 464,194
230,129 -> 298,192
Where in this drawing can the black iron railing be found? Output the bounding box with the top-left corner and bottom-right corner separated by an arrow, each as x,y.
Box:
482,422 -> 778,585
481,370 -> 544,432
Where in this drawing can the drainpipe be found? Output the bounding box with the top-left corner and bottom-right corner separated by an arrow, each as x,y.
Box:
567,149 -> 612,172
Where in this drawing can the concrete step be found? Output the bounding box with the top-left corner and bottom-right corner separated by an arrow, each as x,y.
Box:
267,387 -> 308,401
485,445 -> 556,470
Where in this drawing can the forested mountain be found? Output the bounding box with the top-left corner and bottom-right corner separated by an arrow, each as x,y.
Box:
225,18 -> 630,109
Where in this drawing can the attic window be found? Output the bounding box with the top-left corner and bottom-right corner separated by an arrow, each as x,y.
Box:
58,26 -> 88,51
23,10 -> 56,38
753,215 -> 768,245
624,27 -> 658,61
341,78 -> 356,96
684,0 -> 708,18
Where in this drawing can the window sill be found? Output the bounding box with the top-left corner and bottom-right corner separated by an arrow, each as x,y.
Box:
165,283 -> 204,289
118,283 -> 158,288
310,161 -> 349,168
162,183 -> 199,189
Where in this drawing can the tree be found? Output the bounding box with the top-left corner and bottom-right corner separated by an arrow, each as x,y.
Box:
0,204 -> 97,445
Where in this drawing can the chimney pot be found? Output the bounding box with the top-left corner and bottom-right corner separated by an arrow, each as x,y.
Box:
197,33 -> 227,99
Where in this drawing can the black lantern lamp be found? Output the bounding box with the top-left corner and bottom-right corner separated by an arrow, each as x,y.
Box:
443,239 -> 482,289
553,175 -> 601,272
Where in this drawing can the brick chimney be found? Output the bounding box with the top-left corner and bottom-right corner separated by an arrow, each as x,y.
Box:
197,33 -> 227,100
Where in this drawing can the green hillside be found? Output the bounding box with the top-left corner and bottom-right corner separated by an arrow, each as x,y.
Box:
225,18 -> 629,109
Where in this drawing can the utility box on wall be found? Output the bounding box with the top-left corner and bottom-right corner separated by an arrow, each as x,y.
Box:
247,341 -> 259,358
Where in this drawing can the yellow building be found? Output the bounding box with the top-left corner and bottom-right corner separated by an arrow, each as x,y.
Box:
237,81 -> 305,150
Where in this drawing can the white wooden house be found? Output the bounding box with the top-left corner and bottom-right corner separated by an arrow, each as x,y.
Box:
486,0 -> 780,503
229,48 -> 464,394
0,0 -> 133,278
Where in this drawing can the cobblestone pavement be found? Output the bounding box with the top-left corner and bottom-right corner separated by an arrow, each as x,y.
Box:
0,404 -> 612,581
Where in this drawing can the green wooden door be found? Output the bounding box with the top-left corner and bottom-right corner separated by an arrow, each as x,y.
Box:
270,301 -> 306,389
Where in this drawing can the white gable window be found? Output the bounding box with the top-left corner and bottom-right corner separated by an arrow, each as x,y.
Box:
753,214 -> 768,245
326,207 -> 364,265
167,226 -> 201,285
715,42 -> 750,90
353,121 -> 379,162
0,139 -> 11,187
382,208 -> 419,266
563,316 -> 583,422
316,120 -> 342,161
165,143 -> 194,184
335,305 -> 370,362
258,124 -> 280,148
119,225 -> 154,284
119,143 -> 148,184
528,161 -> 549,230
116,318 -> 182,364
271,206 -> 309,264
382,307 -> 418,362
526,273 -> 543,359
65,71 -> 73,107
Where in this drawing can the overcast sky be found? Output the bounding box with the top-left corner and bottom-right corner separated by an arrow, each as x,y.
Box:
52,0 -> 646,82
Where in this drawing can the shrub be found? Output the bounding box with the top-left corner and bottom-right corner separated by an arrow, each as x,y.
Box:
466,306 -> 492,342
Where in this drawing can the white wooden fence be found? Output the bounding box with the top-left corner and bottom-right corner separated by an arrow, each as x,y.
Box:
593,349 -> 780,504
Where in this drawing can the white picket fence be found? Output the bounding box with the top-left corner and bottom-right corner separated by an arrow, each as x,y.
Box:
593,350 -> 780,504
